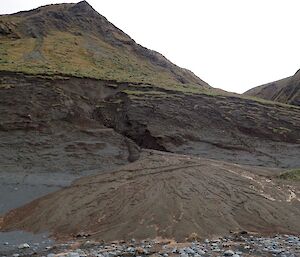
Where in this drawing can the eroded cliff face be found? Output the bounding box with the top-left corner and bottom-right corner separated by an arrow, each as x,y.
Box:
1,71 -> 299,175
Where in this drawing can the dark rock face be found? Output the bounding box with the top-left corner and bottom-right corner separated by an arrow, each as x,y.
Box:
95,91 -> 300,168
69,1 -> 96,14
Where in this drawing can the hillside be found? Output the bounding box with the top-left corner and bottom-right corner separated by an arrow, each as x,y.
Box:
0,1 -> 209,90
244,70 -> 300,106
0,1 -> 300,246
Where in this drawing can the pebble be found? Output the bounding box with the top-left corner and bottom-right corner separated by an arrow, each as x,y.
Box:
18,243 -> 30,249
197,249 -> 205,254
3,234 -> 300,257
66,252 -> 80,257
224,249 -> 235,256
184,247 -> 195,254
126,246 -> 135,252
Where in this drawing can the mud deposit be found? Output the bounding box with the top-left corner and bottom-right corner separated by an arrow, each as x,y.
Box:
2,151 -> 300,242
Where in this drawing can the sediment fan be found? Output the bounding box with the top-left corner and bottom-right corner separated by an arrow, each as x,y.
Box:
2,152 -> 300,241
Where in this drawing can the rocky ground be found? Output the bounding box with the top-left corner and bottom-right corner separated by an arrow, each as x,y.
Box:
1,233 -> 300,257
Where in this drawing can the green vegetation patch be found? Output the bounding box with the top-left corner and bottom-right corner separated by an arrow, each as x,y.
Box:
278,169 -> 300,181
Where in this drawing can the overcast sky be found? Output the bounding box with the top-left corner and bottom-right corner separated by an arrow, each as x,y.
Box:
1,0 -> 300,93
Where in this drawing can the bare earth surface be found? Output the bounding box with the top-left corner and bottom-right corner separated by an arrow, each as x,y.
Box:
2,151 -> 300,242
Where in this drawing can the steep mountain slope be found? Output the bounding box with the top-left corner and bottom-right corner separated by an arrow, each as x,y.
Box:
244,70 -> 300,106
0,1 -> 209,90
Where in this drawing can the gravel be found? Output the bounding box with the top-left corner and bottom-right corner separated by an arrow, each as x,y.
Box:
1,233 -> 299,257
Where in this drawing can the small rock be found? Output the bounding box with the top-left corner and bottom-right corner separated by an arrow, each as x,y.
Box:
76,232 -> 90,238
47,254 -> 56,257
270,248 -> 283,254
18,243 -> 30,249
66,252 -> 80,257
3,242 -> 8,245
197,249 -> 205,254
224,250 -> 235,256
184,247 -> 195,254
12,254 -> 20,257
126,247 -> 135,253
135,247 -> 145,254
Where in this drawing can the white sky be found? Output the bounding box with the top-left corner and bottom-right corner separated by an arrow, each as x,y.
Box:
1,0 -> 300,93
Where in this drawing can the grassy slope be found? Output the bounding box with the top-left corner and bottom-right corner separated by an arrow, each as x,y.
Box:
0,32 -> 185,86
244,73 -> 300,106
0,2 -> 210,93
0,2 -> 299,106
2,31 -> 299,103
279,169 -> 300,181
